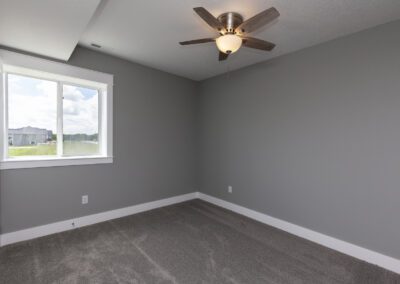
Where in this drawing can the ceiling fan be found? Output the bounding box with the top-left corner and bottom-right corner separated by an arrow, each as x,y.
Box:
180,7 -> 280,61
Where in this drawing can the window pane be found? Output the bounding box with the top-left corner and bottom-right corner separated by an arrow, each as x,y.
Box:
8,74 -> 57,157
63,84 -> 99,156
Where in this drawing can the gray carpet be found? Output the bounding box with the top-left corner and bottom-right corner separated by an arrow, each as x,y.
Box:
0,199 -> 399,283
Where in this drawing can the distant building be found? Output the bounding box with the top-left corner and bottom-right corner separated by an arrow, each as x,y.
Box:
8,126 -> 53,146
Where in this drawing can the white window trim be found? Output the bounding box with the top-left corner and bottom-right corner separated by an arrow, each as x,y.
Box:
0,49 -> 113,170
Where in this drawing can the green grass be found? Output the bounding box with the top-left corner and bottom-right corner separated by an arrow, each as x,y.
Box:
9,141 -> 99,157
63,141 -> 99,156
9,144 -> 57,156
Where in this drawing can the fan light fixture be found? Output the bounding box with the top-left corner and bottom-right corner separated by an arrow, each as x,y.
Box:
216,34 -> 242,54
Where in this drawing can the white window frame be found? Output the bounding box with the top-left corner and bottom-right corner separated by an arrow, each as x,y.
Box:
0,49 -> 113,170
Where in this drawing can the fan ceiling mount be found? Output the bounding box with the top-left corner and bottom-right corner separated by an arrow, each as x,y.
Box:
180,7 -> 280,61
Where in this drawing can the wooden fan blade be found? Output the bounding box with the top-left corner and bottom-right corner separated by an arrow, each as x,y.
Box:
194,7 -> 225,32
242,37 -> 276,51
236,7 -> 279,34
219,51 -> 229,61
179,38 -> 215,45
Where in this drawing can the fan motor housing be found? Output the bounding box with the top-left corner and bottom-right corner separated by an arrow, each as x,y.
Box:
217,12 -> 243,33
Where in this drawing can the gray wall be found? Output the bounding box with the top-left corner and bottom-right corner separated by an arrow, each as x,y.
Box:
0,46 -> 198,233
198,20 -> 400,259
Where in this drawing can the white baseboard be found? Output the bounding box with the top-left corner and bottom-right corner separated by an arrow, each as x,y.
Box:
0,192 -> 198,247
197,193 -> 400,274
1,191 -> 399,275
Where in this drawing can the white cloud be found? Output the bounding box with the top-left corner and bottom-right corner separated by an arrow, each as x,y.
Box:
63,85 -> 84,101
9,79 -> 57,132
62,85 -> 98,135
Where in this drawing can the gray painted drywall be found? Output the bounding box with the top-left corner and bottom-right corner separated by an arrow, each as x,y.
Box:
0,46 -> 198,233
198,20 -> 400,259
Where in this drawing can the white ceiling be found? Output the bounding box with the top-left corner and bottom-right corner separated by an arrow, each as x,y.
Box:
0,0 -> 100,60
1,1 -> 400,81
79,0 -> 400,80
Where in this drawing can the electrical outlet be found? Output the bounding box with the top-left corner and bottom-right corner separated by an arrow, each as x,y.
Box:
228,186 -> 233,193
82,195 -> 88,204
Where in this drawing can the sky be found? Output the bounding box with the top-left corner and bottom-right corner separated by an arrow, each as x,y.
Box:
8,74 -> 98,135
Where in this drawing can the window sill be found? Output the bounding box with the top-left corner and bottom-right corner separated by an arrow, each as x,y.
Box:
0,156 -> 113,170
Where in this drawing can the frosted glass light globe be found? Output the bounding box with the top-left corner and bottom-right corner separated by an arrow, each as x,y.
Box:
216,34 -> 242,54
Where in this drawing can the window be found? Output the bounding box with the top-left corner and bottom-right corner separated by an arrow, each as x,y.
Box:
0,50 -> 113,169
62,84 -> 100,157
8,74 -> 58,157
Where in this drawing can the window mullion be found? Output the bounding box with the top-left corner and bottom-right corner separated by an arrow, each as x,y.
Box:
57,82 -> 63,157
